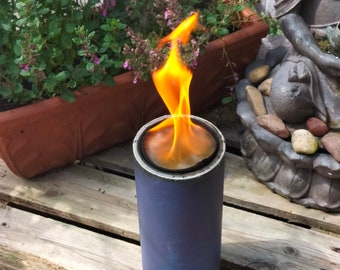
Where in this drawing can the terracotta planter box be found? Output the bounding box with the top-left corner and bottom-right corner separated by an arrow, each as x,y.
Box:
0,12 -> 268,178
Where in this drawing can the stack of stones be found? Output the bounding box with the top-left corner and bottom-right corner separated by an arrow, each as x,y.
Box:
242,47 -> 340,161
236,45 -> 340,212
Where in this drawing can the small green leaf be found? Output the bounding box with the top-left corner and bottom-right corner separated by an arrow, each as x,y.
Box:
102,75 -> 115,86
56,71 -> 68,82
113,59 -> 123,69
72,38 -> 82,45
61,89 -> 75,102
44,77 -> 57,89
7,63 -> 20,76
90,72 -> 101,85
0,55 -> 6,65
60,0 -> 71,6
36,62 -> 46,71
0,86 -> 11,98
19,91 -> 36,103
218,28 -> 229,37
73,10 -> 83,20
100,24 -> 110,32
0,32 -> 9,45
221,95 -> 235,105
20,69 -> 30,77
69,79 -> 77,89
87,31 -> 95,40
2,21 -> 11,31
39,8 -> 50,15
86,62 -> 95,71
13,83 -> 24,94
61,34 -> 72,49
15,2 -> 25,9
16,18 -> 27,26
48,20 -> 61,37
206,16 -> 217,25
13,42 -> 22,56
66,22 -> 76,33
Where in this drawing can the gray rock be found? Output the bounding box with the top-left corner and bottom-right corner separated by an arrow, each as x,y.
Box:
235,78 -> 250,101
265,46 -> 288,68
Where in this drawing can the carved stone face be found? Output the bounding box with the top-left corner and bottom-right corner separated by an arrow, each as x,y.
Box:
270,61 -> 315,123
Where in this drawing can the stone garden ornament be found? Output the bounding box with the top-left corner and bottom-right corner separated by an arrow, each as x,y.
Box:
237,0 -> 340,211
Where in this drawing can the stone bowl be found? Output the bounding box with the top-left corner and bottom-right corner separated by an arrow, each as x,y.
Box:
236,77 -> 340,212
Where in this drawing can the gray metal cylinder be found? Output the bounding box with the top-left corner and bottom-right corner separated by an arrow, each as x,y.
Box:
133,115 -> 226,270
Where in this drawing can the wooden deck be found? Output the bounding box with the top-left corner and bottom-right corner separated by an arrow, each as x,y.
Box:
1,130 -> 340,270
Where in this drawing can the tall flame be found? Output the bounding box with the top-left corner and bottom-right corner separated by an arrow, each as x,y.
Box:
144,12 -> 216,170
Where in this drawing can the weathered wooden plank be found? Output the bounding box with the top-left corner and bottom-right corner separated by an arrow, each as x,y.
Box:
0,160 -> 139,240
85,142 -> 340,234
221,206 -> 340,270
84,142 -> 135,173
0,245 -> 67,270
2,191 -> 340,269
1,158 -> 340,269
0,205 -> 142,270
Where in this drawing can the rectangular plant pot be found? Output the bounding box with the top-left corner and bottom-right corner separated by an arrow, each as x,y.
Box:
0,11 -> 268,178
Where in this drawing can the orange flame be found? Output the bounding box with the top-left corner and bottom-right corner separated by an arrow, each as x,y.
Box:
144,12 -> 216,170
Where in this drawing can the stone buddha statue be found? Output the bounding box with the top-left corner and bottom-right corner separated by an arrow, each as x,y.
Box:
269,0 -> 340,128
235,0 -> 340,212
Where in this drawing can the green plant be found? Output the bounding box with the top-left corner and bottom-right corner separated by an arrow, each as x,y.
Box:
0,0 -> 257,103
123,0 -> 258,82
0,0 -> 126,103
259,12 -> 282,36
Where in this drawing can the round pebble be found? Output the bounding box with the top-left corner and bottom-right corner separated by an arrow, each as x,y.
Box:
321,132 -> 340,162
258,78 -> 272,96
291,129 -> 318,155
245,85 -> 266,116
306,117 -> 328,137
256,114 -> 290,139
265,46 -> 288,68
248,65 -> 270,84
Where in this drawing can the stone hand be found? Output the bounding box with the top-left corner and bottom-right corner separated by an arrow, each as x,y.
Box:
280,14 -> 340,79
315,52 -> 340,79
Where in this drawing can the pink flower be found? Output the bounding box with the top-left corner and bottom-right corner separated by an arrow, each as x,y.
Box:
20,63 -> 29,71
164,9 -> 170,20
123,60 -> 129,69
167,19 -> 172,27
93,55 -> 100,65
233,72 -> 239,82
194,48 -> 200,57
123,60 -> 132,70
102,0 -> 115,16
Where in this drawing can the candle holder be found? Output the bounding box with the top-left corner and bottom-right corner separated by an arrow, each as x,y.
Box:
133,115 -> 226,270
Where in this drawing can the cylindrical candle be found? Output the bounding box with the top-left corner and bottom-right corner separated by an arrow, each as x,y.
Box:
133,115 -> 226,270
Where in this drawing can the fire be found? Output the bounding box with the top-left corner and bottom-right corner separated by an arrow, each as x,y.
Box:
144,12 -> 216,170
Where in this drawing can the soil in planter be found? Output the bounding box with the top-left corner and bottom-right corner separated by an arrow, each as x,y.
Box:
0,98 -> 28,112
